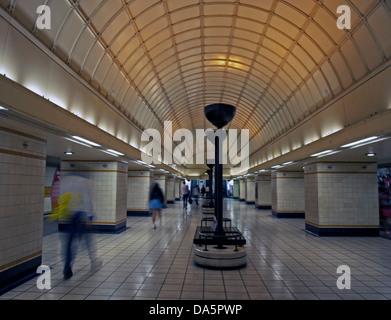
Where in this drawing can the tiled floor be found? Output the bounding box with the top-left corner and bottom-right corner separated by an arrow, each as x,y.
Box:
2,198 -> 391,300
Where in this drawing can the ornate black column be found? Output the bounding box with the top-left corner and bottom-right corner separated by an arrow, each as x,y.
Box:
203,164 -> 214,209
204,104 -> 236,249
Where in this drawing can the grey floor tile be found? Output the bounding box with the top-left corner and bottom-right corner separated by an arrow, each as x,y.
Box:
4,200 -> 391,301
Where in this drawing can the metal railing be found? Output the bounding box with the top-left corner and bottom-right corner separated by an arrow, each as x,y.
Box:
197,230 -> 244,252
201,217 -> 232,229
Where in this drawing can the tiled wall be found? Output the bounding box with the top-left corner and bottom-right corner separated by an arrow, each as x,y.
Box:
127,170 -> 153,215
246,177 -> 255,204
176,179 -> 181,200
304,162 -> 379,236
0,127 -> 46,288
166,176 -> 175,203
239,179 -> 245,201
233,180 -> 240,199
61,161 -> 128,232
154,174 -> 167,206
256,175 -> 272,209
272,171 -> 305,218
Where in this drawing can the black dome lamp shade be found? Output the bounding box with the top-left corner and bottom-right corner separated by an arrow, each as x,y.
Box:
204,104 -> 236,129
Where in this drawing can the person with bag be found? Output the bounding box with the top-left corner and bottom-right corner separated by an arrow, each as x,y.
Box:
149,183 -> 164,229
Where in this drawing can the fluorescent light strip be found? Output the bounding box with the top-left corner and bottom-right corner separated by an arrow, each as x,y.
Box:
101,150 -> 119,157
65,137 -> 92,148
317,150 -> 340,158
107,149 -> 124,156
0,106 -> 8,111
311,150 -> 333,157
72,136 -> 101,147
341,136 -> 379,148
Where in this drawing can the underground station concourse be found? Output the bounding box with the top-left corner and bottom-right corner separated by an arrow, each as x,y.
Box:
1,0 -> 391,302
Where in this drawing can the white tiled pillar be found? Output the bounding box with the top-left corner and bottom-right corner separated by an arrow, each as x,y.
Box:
256,174 -> 272,209
175,178 -> 181,201
271,171 -> 305,218
154,173 -> 167,207
166,175 -> 175,204
233,179 -> 240,199
127,170 -> 153,216
245,176 -> 255,204
0,127 -> 46,290
304,162 -> 379,236
60,161 -> 128,233
239,178 -> 246,202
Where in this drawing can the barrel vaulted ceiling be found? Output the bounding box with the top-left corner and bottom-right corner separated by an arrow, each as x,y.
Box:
1,0 -> 391,174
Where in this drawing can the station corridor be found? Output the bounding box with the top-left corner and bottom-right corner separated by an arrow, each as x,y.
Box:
1,198 -> 391,301
1,0 -> 391,304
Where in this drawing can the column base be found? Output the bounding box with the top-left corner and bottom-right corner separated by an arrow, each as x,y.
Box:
256,205 -> 272,210
167,200 -> 175,204
127,210 -> 150,216
59,220 -> 127,234
0,253 -> 42,295
193,245 -> 246,270
246,201 -> 255,205
272,211 -> 305,218
305,223 -> 380,237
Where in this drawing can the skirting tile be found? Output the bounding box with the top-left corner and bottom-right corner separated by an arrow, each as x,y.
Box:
59,220 -> 127,233
272,211 -> 305,219
305,223 -> 380,237
0,255 -> 42,295
127,210 -> 150,216
257,205 -> 272,210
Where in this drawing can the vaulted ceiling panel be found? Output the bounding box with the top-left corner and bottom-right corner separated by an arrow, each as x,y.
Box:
1,0 -> 389,172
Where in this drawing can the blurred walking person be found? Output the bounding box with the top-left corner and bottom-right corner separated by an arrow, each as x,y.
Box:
192,186 -> 200,205
181,181 -> 189,210
150,183 -> 164,229
59,174 -> 101,280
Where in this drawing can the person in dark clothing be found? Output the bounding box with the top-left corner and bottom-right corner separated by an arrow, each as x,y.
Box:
149,183 -> 164,229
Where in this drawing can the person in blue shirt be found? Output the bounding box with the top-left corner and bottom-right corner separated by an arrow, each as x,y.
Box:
149,183 -> 164,229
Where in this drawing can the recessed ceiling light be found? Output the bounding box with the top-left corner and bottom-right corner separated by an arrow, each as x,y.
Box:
64,151 -> 74,155
366,153 -> 377,157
